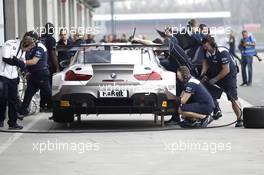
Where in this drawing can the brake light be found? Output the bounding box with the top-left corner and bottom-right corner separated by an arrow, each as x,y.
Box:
65,70 -> 92,81
134,71 -> 162,81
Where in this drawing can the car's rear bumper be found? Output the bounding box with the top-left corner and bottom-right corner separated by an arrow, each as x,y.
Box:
53,92 -> 168,114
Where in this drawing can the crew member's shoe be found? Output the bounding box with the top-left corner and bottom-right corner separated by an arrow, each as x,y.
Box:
180,119 -> 201,128
212,110 -> 222,120
201,115 -> 212,128
240,83 -> 247,86
235,119 -> 243,127
17,116 -> 24,121
18,108 -> 29,116
8,124 -> 23,130
48,116 -> 54,120
17,112 -> 29,120
165,114 -> 181,125
165,120 -> 179,125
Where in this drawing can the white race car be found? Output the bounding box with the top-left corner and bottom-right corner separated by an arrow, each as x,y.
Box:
52,44 -> 176,123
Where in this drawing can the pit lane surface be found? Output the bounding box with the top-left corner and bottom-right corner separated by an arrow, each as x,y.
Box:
0,55 -> 263,175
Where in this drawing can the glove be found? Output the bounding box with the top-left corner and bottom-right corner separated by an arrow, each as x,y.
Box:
199,74 -> 208,83
208,78 -> 218,85
2,56 -> 26,70
2,57 -> 14,65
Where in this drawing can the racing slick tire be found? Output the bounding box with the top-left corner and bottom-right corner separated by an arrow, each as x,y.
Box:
243,106 -> 264,128
53,102 -> 74,123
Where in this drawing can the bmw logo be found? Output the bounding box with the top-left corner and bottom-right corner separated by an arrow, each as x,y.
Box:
110,73 -> 117,79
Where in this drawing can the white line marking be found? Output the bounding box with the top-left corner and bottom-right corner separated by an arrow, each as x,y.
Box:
0,114 -> 44,155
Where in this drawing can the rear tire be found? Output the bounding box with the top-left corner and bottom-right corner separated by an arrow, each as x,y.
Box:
53,102 -> 74,123
243,106 -> 264,128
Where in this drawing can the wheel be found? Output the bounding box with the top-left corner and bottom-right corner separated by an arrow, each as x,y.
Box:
52,102 -> 74,123
243,106 -> 264,128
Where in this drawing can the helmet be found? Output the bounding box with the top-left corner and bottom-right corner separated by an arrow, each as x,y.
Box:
23,30 -> 39,42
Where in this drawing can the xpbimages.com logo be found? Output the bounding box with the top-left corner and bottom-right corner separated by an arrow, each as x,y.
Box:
164,140 -> 232,154
165,24 -> 232,37
32,139 -> 101,154
33,25 -> 101,37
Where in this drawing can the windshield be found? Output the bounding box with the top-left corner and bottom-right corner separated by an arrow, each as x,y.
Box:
76,50 -> 152,65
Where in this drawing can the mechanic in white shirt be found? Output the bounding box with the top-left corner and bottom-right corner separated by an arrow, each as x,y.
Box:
0,39 -> 25,129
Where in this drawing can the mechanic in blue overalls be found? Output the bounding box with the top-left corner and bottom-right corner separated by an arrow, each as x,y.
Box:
174,66 -> 215,127
18,36 -> 51,117
200,35 -> 243,127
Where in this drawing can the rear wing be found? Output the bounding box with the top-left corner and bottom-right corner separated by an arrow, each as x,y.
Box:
56,43 -> 196,76
56,43 -> 169,52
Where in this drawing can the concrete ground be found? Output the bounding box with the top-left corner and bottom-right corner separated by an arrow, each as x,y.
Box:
0,51 -> 263,174
0,97 -> 263,175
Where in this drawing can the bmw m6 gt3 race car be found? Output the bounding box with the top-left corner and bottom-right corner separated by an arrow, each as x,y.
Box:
52,44 -> 176,123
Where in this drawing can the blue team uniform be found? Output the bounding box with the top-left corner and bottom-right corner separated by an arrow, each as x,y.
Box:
181,77 -> 215,115
19,42 -> 52,115
204,47 -> 238,101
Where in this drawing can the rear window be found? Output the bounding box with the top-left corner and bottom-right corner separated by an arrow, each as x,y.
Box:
76,50 -> 152,65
